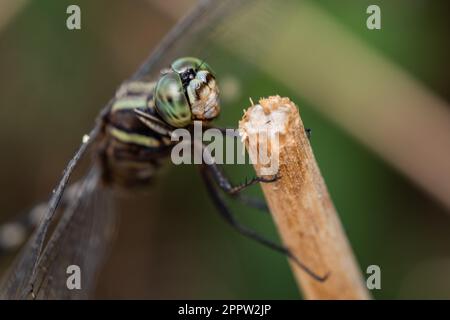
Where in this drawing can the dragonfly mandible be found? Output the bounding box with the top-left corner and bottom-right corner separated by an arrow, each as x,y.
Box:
0,0 -> 327,299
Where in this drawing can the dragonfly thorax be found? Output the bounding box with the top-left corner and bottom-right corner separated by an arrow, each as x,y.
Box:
100,57 -> 220,188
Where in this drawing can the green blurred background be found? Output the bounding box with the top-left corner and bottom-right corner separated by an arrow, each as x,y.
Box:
0,0 -> 449,299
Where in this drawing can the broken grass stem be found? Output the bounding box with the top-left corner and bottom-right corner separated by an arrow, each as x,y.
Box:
239,96 -> 370,300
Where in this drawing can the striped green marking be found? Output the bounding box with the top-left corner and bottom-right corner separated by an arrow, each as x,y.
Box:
109,127 -> 161,148
125,81 -> 156,94
112,96 -> 148,112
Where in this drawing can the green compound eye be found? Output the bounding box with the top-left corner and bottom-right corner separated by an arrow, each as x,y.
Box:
171,57 -> 212,74
155,72 -> 192,127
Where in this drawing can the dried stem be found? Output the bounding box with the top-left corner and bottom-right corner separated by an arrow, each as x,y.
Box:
239,96 -> 370,299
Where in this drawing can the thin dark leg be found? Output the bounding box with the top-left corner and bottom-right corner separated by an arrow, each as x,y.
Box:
206,161 -> 279,195
200,140 -> 275,212
202,144 -> 279,195
203,158 -> 272,212
134,109 -> 172,137
200,166 -> 328,282
234,194 -> 269,212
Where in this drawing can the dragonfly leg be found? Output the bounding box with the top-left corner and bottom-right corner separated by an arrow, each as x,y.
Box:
205,162 -> 270,212
134,109 -> 173,137
205,161 -> 271,212
200,141 -> 277,212
203,160 -> 279,195
200,166 -> 328,282
233,193 -> 269,212
202,141 -> 279,195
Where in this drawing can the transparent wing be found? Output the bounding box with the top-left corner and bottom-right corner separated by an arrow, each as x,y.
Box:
131,0 -> 258,81
31,168 -> 117,299
0,168 -> 117,299
0,182 -> 81,299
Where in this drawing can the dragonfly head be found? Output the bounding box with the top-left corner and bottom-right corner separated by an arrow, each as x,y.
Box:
154,57 -> 220,127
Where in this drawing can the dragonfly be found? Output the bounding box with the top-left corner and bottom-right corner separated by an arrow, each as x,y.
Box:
0,0 -> 327,299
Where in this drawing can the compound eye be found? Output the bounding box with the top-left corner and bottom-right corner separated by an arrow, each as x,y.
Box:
155,72 -> 191,127
171,57 -> 201,73
171,57 -> 212,74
